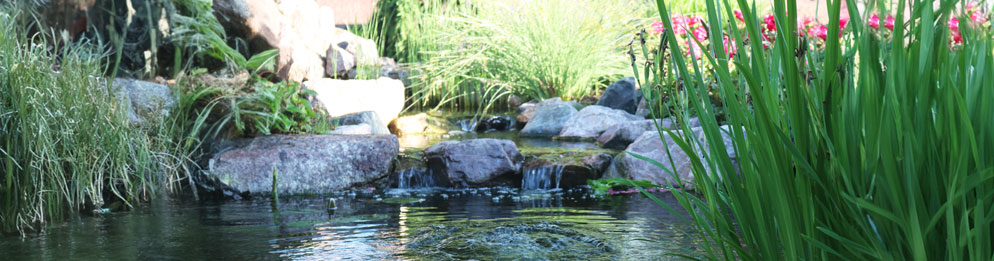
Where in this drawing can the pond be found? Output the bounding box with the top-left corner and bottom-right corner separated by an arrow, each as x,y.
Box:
1,188 -> 700,260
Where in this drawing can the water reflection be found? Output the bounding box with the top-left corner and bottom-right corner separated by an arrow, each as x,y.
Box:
1,189 -> 699,260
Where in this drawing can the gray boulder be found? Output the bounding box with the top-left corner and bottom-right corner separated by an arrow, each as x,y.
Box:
424,139 -> 524,187
558,105 -> 643,140
112,78 -> 175,126
329,111 -> 389,135
303,77 -> 405,128
635,97 -> 650,118
607,125 -> 738,189
519,100 -> 578,137
325,44 -> 357,79
596,77 -> 642,114
596,119 -> 675,149
329,124 -> 373,135
207,134 -> 399,195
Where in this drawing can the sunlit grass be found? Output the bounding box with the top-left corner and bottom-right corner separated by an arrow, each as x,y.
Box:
630,0 -> 994,259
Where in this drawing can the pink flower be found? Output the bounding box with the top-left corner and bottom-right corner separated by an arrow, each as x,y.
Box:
651,20 -> 666,35
672,15 -> 689,36
885,15 -> 896,30
686,38 -> 703,59
692,26 -> 709,42
764,14 -> 777,32
607,189 -> 615,194
949,17 -> 960,32
868,14 -> 880,29
839,17 -> 849,30
722,35 -> 738,58
648,188 -> 657,192
734,10 -> 744,22
951,30 -> 963,44
801,17 -> 816,29
814,25 -> 829,41
971,11 -> 988,24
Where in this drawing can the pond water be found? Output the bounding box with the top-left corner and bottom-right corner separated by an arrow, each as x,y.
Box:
0,188 -> 700,260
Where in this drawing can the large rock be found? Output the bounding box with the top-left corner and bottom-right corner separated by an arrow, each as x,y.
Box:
558,105 -> 642,140
520,147 -> 615,189
207,134 -> 399,195
112,78 -> 175,126
389,113 -> 457,135
596,119 -> 675,149
596,77 -> 642,114
329,124 -> 373,135
515,98 -> 581,125
424,139 -> 524,187
278,33 -> 326,83
607,125 -> 738,188
303,77 -> 405,128
214,0 -> 289,53
519,100 -> 578,137
329,111 -> 389,135
325,44 -> 357,79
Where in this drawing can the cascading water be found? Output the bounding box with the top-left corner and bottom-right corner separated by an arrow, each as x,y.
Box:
521,165 -> 565,190
397,168 -> 436,189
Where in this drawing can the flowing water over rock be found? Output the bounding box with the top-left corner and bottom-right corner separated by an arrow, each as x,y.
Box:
396,168 -> 436,189
0,188 -> 699,260
521,165 -> 565,190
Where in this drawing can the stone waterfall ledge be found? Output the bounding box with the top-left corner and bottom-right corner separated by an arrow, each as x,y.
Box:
208,134 -> 398,195
520,147 -> 616,189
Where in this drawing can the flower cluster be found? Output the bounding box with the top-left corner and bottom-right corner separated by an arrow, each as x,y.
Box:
648,4 -> 990,58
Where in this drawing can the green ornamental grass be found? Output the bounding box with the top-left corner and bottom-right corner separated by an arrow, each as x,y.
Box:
629,0 -> 994,259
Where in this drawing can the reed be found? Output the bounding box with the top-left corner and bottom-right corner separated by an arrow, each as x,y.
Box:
630,0 -> 994,259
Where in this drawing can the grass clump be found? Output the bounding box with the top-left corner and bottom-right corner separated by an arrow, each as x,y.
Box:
364,0 -> 652,112
625,0 -> 994,259
0,10 -> 161,233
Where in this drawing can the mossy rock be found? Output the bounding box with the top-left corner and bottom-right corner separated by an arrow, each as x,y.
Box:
519,147 -> 618,188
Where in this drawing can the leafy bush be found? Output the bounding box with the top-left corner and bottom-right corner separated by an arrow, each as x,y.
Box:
627,0 -> 994,259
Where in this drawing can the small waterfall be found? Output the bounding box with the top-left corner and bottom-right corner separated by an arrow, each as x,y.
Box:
521,165 -> 566,190
456,118 -> 477,132
397,168 -> 436,189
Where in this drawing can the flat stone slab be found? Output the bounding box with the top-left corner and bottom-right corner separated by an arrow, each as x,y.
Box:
208,134 -> 398,195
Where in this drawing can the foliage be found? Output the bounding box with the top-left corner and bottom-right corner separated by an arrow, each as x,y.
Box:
0,9 -> 161,234
627,0 -> 994,259
365,0 -> 652,113
167,0 -> 247,74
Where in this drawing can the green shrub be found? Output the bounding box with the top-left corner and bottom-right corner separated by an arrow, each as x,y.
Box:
626,0 -> 994,259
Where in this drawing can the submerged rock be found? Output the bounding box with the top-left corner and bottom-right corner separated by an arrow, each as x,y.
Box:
389,113 -> 457,135
407,221 -> 615,260
303,77 -> 405,128
520,147 -> 616,189
207,134 -> 398,195
558,105 -> 642,140
596,119 -> 675,149
112,78 -> 175,126
424,139 -> 524,187
596,77 -> 642,114
520,99 -> 578,137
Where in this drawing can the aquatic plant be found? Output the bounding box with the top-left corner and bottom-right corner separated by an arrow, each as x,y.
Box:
0,9 -> 162,233
627,0 -> 994,259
